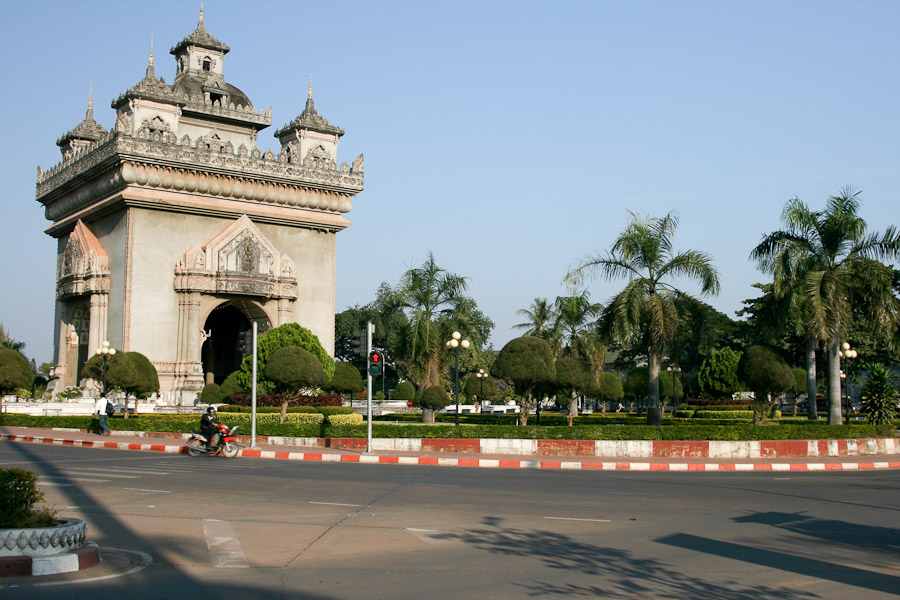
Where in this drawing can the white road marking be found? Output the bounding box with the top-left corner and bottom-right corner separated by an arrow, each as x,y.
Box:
62,471 -> 142,479
117,488 -> 171,493
202,519 -> 250,568
309,501 -> 362,507
39,476 -> 109,483
70,466 -> 174,475
37,482 -> 76,487
544,517 -> 611,523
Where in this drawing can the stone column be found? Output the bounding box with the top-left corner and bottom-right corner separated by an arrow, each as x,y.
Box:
278,298 -> 293,326
174,292 -> 204,402
87,293 -> 108,353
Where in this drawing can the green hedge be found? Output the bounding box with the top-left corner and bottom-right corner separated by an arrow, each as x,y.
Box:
327,414 -> 364,426
694,410 -> 783,420
1,414 -> 895,441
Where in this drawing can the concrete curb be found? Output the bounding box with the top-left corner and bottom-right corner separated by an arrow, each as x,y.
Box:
237,448 -> 900,471
0,542 -> 100,577
3,432 -> 899,472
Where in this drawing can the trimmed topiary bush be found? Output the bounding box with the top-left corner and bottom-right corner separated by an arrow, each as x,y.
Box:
0,349 -> 33,395
393,381 -> 416,402
418,385 -> 451,423
327,413 -> 364,426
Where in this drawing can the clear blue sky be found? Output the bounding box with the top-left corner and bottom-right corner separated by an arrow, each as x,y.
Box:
2,0 -> 898,364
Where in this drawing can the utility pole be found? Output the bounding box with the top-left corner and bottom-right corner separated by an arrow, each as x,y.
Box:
365,321 -> 375,453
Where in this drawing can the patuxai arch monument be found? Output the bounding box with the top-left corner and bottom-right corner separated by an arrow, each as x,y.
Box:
37,11 -> 364,405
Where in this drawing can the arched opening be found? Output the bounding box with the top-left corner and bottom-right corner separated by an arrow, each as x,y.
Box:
200,301 -> 271,385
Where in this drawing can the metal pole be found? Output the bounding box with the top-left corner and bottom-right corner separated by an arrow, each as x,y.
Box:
366,321 -> 374,453
251,321 -> 258,448
454,346 -> 460,427
102,356 -> 108,396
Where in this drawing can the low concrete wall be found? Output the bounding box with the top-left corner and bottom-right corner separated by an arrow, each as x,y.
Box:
270,436 -> 899,458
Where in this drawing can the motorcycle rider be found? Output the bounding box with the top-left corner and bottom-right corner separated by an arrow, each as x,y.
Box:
200,406 -> 221,449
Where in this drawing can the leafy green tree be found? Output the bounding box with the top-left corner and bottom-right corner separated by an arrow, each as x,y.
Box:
623,367 -> 648,401
236,323 -> 334,394
120,352 -> 159,417
464,372 -> 496,404
335,282 -> 409,388
0,348 -> 32,395
397,252 -> 469,389
492,336 -> 555,426
264,346 -> 327,422
0,323 -> 25,353
417,385 -> 451,423
554,356 -> 593,425
392,380 -> 416,403
860,363 -> 899,425
697,348 -> 743,401
751,188 -> 900,424
738,346 -> 795,424
567,211 -> 720,425
624,366 -> 680,408
791,368 -> 807,396
82,351 -> 157,417
219,371 -> 244,400
597,372 -> 624,404
330,362 -> 365,400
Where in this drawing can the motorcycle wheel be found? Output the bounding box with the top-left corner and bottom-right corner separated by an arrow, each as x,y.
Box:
223,440 -> 239,458
186,439 -> 203,457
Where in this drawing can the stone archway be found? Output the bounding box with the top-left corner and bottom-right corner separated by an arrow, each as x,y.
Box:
200,300 -> 271,385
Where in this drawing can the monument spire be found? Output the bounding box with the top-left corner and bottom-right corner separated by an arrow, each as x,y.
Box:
145,36 -> 156,78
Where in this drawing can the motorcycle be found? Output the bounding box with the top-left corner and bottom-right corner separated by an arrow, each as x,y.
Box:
185,423 -> 241,458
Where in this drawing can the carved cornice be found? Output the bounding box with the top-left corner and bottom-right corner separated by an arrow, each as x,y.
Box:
38,132 -> 363,225
180,95 -> 272,127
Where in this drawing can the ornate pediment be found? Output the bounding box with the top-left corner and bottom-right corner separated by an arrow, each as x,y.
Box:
57,220 -> 110,298
174,215 -> 298,299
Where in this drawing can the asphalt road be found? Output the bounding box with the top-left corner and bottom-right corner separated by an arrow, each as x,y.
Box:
2,442 -> 899,599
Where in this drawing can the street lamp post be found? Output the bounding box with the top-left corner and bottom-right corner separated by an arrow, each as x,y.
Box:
445,331 -> 470,426
840,342 -> 857,419
666,365 -> 682,416
94,340 -> 116,397
476,369 -> 487,413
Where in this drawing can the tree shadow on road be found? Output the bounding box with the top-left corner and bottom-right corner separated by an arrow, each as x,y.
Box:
438,516 -> 817,598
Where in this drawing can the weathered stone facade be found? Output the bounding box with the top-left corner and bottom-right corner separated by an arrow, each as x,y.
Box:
37,11 -> 363,405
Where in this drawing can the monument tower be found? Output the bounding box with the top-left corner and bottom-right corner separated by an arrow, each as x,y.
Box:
37,11 -> 364,404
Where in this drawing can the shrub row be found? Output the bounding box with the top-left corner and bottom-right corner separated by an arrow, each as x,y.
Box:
2,414 -> 894,441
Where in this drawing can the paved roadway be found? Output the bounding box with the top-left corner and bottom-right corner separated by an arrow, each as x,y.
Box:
2,441 -> 898,599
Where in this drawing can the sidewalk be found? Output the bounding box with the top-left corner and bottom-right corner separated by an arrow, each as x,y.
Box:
2,426 -> 899,472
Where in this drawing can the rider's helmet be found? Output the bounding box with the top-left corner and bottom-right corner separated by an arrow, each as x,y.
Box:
207,406 -> 216,415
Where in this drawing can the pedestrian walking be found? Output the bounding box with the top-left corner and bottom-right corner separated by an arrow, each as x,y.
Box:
95,395 -> 112,436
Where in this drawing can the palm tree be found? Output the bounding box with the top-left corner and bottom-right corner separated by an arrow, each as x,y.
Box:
553,291 -> 602,356
750,188 -> 900,424
567,211 -> 720,425
513,298 -> 557,341
397,252 -> 469,388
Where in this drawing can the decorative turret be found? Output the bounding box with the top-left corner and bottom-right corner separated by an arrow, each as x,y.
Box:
57,87 -> 108,157
275,77 -> 345,167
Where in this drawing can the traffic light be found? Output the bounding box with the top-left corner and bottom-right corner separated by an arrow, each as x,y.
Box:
368,351 -> 382,376
237,329 -> 252,354
351,330 -> 366,357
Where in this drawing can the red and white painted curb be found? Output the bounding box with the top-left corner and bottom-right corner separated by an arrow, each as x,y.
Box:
0,434 -> 183,454
3,432 -> 898,472
0,543 -> 100,577
238,448 -> 900,471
